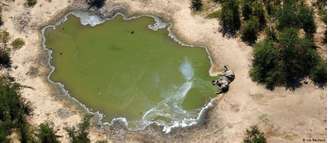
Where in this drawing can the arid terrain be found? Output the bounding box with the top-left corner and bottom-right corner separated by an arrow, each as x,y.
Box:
0,0 -> 326,142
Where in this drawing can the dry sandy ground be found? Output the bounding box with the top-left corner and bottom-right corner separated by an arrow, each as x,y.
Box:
0,0 -> 326,142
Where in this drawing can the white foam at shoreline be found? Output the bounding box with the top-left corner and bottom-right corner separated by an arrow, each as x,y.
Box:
41,10 -> 218,134
72,11 -> 105,26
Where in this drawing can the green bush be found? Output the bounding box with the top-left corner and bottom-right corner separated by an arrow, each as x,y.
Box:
87,0 -> 106,9
0,49 -> 11,68
241,17 -> 259,44
252,1 -> 266,30
11,38 -> 25,49
277,0 -> 316,35
264,27 -> 277,41
276,0 -> 299,30
250,28 -> 323,89
0,31 -> 9,43
0,16 -> 3,27
66,116 -> 91,143
243,126 -> 267,143
241,0 -> 253,20
298,5 -> 316,34
250,39 -> 280,89
263,0 -> 281,16
207,10 -> 220,18
37,123 -> 60,143
191,0 -> 203,11
0,76 -> 32,142
219,0 -> 240,36
310,59 -> 327,86
26,0 -> 37,7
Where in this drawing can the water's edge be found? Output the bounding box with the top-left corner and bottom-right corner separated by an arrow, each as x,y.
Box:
41,9 -> 218,133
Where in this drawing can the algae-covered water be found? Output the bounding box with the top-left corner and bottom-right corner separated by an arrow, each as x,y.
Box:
45,14 -> 216,129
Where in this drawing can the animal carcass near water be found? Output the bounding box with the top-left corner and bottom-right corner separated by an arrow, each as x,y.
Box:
212,65 -> 235,94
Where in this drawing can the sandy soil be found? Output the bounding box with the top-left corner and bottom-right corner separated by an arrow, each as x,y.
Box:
1,0 -> 83,142
0,0 -> 326,142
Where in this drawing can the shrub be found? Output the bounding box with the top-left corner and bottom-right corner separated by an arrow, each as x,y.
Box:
263,0 -> 281,16
265,27 -> 277,41
219,0 -> 240,36
191,0 -> 203,11
0,16 -> 3,27
252,1 -> 266,30
0,31 -> 9,43
250,39 -> 280,89
207,10 -> 220,18
250,28 -> 322,89
241,17 -> 259,44
26,0 -> 37,7
11,38 -> 25,49
298,5 -> 316,34
243,126 -> 267,143
276,0 -> 299,30
0,49 -> 11,68
241,0 -> 253,20
66,116 -> 91,143
310,59 -> 327,86
87,0 -> 106,9
0,76 -> 32,142
37,123 -> 60,143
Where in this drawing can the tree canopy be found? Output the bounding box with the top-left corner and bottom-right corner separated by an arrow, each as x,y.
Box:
0,76 -> 32,142
241,17 -> 259,44
219,0 -> 241,36
250,28 -> 324,89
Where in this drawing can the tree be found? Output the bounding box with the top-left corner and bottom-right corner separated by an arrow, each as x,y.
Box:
0,76 -> 32,142
241,17 -> 259,44
191,0 -> 203,11
87,0 -> 106,9
250,39 -> 280,89
278,28 -> 318,86
66,115 -> 91,143
243,126 -> 267,143
250,28 -> 323,89
37,123 -> 60,143
219,0 -> 241,36
11,38 -> 25,49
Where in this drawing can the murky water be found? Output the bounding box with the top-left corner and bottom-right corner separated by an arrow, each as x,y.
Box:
45,14 -> 216,130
